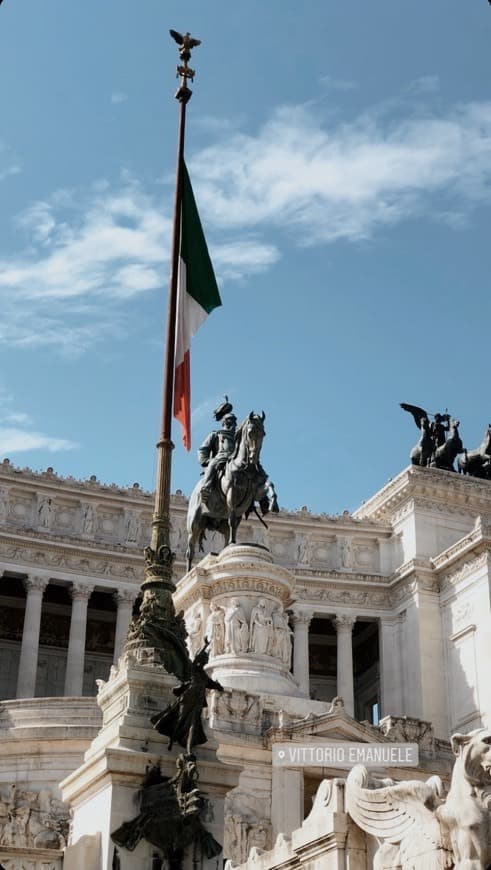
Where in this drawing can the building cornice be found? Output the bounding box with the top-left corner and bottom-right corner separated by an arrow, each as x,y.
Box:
353,465 -> 491,523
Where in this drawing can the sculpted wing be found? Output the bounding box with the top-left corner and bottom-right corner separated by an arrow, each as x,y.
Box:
169,29 -> 184,45
346,765 -> 444,847
400,402 -> 429,429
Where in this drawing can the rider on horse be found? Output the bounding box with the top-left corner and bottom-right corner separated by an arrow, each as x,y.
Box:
198,399 -> 237,503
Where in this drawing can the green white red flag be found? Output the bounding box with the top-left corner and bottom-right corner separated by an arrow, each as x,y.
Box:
174,162 -> 222,449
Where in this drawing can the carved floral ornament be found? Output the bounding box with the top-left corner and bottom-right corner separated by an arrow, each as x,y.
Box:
295,584 -> 389,608
439,550 -> 489,592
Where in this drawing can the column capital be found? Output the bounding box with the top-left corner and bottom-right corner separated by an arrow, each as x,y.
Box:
114,587 -> 138,606
290,609 -> 313,628
71,582 -> 94,601
334,614 -> 356,631
24,575 -> 49,594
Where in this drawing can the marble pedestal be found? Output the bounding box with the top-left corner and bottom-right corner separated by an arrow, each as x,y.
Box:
175,543 -> 305,698
60,649 -> 235,870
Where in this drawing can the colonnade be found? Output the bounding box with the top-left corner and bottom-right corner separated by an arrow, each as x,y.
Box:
290,610 -> 399,718
12,575 -> 137,700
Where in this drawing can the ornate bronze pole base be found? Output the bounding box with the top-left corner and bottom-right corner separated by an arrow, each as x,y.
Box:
123,438 -> 190,681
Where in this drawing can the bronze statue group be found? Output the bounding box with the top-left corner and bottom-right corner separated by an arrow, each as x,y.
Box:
401,403 -> 491,478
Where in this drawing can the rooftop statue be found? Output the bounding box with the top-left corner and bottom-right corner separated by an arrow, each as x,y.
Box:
401,403 -> 463,471
186,398 -> 279,569
457,424 -> 491,479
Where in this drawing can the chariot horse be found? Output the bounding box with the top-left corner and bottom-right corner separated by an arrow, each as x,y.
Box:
185,412 -> 278,570
431,419 -> 463,471
458,424 -> 491,478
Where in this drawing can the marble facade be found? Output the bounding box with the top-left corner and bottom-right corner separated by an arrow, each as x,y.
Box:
0,459 -> 490,868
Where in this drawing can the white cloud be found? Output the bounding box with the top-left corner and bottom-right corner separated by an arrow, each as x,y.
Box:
2,90 -> 491,357
319,75 -> 357,91
0,172 -> 280,353
0,141 -> 21,182
0,391 -> 77,456
111,92 -> 128,104
406,75 -> 440,94
0,428 -> 77,455
189,100 -> 491,243
212,239 -> 280,282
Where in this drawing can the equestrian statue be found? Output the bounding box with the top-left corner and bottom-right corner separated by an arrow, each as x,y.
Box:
186,398 -> 279,570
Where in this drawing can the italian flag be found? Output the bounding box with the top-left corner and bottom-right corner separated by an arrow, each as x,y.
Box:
174,162 -> 222,450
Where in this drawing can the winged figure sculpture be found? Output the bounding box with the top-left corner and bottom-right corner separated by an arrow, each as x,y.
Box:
346,764 -> 452,869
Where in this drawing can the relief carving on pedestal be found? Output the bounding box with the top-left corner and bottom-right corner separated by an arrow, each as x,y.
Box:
0,785 -> 69,851
208,689 -> 262,731
224,600 -> 249,654
221,598 -> 292,663
205,602 -> 225,657
186,607 -> 204,658
249,599 -> 273,654
224,786 -> 271,864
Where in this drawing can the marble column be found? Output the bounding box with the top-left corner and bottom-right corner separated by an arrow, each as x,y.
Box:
334,615 -> 356,716
16,575 -> 49,699
271,767 -> 303,841
113,588 -> 137,664
291,610 -> 312,696
379,615 -> 404,717
64,583 -> 94,696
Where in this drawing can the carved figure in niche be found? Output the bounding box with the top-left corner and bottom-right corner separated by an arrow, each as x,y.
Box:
225,599 -> 249,654
82,503 -> 95,535
0,487 -> 8,524
295,533 -> 310,564
205,601 -> 225,657
249,599 -> 273,655
38,496 -> 53,529
339,537 -> 353,569
187,608 -> 204,658
125,510 -> 140,544
437,728 -> 491,869
271,606 -> 292,665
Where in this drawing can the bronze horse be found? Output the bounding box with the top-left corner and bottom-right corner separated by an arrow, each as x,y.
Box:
458,425 -> 491,478
410,417 -> 433,467
186,412 -> 278,570
431,419 -> 463,471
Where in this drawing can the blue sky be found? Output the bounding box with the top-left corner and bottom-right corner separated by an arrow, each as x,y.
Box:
0,0 -> 490,514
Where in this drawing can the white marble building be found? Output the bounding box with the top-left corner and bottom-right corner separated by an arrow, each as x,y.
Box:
0,458 -> 489,868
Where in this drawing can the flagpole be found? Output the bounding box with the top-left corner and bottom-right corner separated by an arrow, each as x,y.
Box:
145,36 -> 196,593
124,32 -> 200,664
